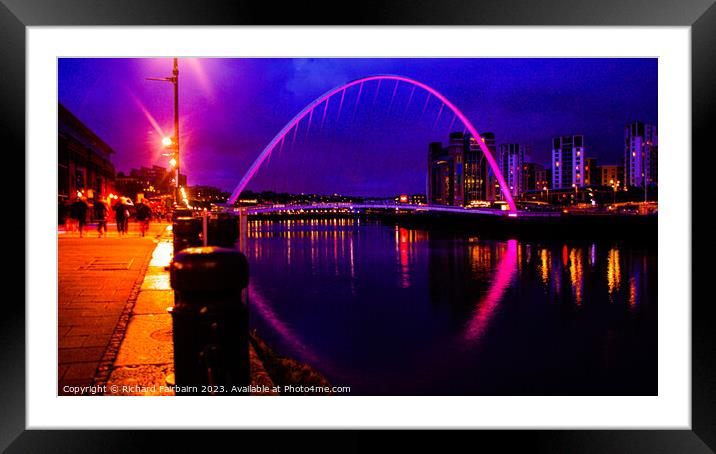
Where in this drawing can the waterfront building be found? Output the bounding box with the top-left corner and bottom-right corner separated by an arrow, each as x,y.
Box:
552,135 -> 585,189
599,164 -> 625,188
498,143 -> 526,198
624,121 -> 658,188
522,162 -> 546,194
584,157 -> 598,186
481,132 -> 498,202
188,185 -> 230,202
428,131 -> 494,206
58,103 -> 116,219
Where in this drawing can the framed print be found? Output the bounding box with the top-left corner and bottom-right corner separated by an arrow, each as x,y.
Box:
6,0 -> 716,451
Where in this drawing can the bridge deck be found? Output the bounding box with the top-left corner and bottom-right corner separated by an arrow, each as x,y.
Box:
235,203 -> 560,218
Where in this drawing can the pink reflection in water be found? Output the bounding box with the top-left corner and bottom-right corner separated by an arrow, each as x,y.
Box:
249,285 -> 322,367
464,239 -> 518,342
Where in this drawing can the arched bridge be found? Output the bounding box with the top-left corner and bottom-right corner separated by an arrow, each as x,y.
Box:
229,75 -> 518,213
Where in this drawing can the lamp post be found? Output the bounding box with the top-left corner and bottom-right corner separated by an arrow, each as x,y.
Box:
147,58 -> 180,208
572,183 -> 578,204
610,179 -> 619,204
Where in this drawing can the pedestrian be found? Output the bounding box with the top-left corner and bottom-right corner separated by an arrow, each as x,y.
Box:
70,197 -> 89,238
94,199 -> 109,238
113,199 -> 128,237
63,200 -> 76,234
135,200 -> 152,237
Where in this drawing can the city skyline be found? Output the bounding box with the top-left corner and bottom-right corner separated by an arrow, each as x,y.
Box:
58,58 -> 657,196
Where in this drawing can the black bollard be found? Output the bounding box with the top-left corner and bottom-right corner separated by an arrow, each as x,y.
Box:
172,217 -> 202,254
169,247 -> 250,395
208,214 -> 240,248
172,207 -> 194,221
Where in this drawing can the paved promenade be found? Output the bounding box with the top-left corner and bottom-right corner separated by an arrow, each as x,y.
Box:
104,227 -> 276,395
58,222 -> 169,394
58,220 -> 276,396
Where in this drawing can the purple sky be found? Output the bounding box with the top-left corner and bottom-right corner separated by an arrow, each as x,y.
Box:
58,58 -> 657,196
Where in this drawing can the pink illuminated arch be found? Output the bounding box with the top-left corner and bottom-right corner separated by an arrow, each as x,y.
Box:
228,75 -> 517,212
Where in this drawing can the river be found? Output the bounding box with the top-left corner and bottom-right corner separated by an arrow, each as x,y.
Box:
244,217 -> 657,395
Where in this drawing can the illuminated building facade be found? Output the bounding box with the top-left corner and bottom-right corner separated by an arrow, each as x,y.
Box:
58,103 -> 116,213
584,157 -> 598,186
599,164 -> 625,188
428,131 -> 494,206
522,162 -> 547,193
624,121 -> 658,188
498,143 -> 525,197
552,135 -> 585,189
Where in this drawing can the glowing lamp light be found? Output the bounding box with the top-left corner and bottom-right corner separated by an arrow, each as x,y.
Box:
399,195 -> 409,203
162,136 -> 173,147
169,157 -> 177,167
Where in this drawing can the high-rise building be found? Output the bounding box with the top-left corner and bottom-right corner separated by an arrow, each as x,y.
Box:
584,157 -> 598,186
481,132 -> 498,202
428,142 -> 449,205
624,121 -> 658,188
428,131 -> 493,206
552,135 -> 585,189
499,143 -> 525,197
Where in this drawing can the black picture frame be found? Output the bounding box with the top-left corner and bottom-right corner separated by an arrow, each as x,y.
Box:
6,0 -> 715,451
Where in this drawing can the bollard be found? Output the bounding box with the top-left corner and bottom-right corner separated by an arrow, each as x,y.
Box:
208,213 -> 240,248
169,247 -> 249,395
172,207 -> 194,221
172,217 -> 202,254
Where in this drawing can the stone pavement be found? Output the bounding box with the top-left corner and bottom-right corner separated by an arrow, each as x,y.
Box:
57,222 -> 170,395
102,228 -> 276,396
103,228 -> 177,395
60,219 -> 281,396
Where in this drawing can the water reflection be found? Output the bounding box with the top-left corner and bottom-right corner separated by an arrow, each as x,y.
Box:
243,218 -> 656,395
569,248 -> 584,305
607,247 -> 621,301
463,239 -> 518,342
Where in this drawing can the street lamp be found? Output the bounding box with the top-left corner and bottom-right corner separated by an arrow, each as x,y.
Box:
147,58 -> 180,208
572,183 -> 578,204
610,179 -> 618,204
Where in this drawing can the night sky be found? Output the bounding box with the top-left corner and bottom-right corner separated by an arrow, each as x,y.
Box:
58,58 -> 657,196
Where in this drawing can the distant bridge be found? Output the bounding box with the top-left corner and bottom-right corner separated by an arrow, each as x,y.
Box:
236,202 -> 561,218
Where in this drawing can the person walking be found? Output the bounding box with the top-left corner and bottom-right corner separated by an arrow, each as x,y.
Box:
94,199 -> 109,238
134,200 -> 152,237
70,197 -> 89,238
113,199 -> 128,237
